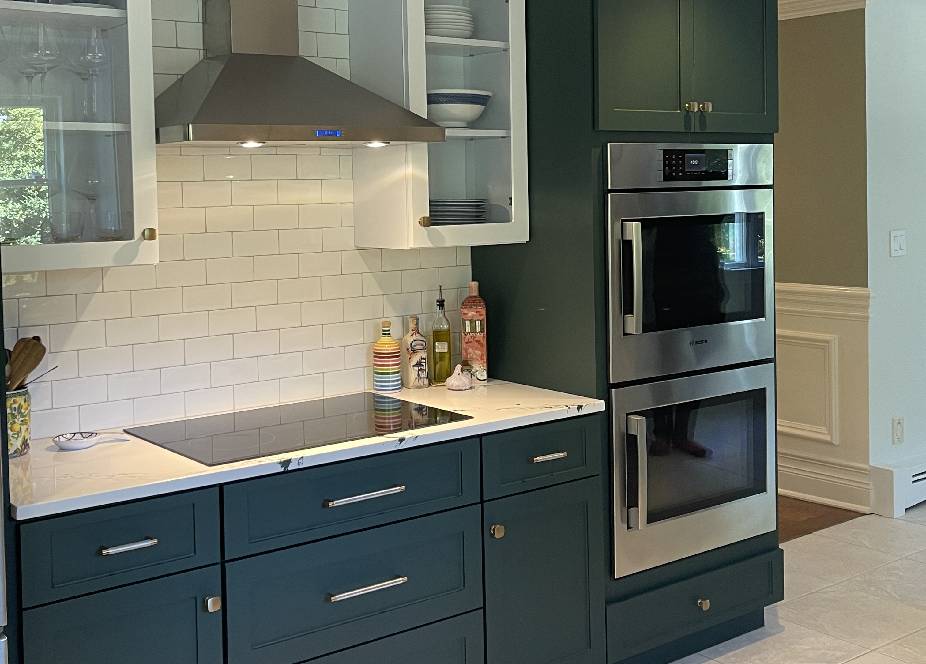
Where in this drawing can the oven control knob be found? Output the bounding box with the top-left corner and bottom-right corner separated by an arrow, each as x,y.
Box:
490,524 -> 506,540
697,598 -> 711,612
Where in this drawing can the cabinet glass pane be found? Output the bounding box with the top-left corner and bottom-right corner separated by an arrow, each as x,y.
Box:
0,4 -> 134,246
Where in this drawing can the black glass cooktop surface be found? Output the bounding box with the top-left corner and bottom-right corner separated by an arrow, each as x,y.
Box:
125,392 -> 471,466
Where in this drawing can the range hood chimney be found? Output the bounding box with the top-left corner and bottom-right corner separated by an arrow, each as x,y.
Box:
155,0 -> 444,145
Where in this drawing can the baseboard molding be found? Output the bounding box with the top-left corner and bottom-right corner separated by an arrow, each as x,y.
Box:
778,450 -> 871,513
779,0 -> 866,20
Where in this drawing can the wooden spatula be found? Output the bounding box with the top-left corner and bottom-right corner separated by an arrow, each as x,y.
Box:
8,337 -> 47,391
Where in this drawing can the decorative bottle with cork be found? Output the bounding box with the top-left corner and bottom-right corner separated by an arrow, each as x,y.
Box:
461,281 -> 488,381
402,316 -> 429,389
372,320 -> 402,393
431,286 -> 452,385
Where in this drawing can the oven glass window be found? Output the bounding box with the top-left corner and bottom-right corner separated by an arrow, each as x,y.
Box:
624,213 -> 766,332
626,389 -> 767,525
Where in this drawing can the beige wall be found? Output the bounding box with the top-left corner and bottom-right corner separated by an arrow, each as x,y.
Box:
775,9 -> 868,287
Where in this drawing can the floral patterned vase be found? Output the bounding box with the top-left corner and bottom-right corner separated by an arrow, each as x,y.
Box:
7,388 -> 31,459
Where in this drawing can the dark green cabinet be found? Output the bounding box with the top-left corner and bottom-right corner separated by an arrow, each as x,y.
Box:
22,566 -> 223,664
483,477 -> 606,664
597,0 -> 778,133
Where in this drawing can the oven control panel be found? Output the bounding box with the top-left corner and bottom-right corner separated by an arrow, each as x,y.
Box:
661,149 -> 733,182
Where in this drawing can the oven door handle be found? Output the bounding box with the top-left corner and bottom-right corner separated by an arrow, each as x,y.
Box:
622,221 -> 644,335
627,414 -> 648,530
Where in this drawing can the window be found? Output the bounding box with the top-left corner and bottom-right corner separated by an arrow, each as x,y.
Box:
0,106 -> 49,245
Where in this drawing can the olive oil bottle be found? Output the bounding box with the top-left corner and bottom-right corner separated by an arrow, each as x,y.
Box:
432,286 -> 452,385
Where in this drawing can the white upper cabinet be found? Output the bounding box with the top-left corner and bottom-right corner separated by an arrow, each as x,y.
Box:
0,0 -> 157,272
350,0 -> 528,249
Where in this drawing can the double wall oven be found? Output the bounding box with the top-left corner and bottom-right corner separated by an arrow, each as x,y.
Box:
608,143 -> 776,578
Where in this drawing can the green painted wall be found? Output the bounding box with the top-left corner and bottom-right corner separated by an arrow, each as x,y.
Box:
775,10 -> 868,287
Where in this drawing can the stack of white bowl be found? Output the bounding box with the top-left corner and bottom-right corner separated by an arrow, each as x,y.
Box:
425,4 -> 475,39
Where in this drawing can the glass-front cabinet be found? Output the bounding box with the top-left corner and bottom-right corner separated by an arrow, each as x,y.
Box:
0,0 -> 156,272
350,0 -> 528,249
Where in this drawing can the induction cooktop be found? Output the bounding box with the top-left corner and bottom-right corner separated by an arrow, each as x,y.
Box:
125,392 -> 471,467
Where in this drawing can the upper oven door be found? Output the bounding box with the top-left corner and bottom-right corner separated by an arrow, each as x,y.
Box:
608,188 -> 774,384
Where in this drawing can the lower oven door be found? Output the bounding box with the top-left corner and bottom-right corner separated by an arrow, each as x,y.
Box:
608,188 -> 774,383
612,363 -> 776,578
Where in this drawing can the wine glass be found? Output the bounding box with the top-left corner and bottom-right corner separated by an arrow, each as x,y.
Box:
17,23 -> 61,97
68,26 -> 108,121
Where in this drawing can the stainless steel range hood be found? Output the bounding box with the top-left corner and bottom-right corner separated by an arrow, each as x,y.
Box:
155,0 -> 444,145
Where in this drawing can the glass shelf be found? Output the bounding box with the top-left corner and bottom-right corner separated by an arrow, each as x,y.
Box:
0,0 -> 127,30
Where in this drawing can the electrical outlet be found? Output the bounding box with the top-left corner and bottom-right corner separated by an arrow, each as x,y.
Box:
893,417 -> 905,446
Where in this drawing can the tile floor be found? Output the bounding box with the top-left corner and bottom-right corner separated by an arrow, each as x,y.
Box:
674,504 -> 926,664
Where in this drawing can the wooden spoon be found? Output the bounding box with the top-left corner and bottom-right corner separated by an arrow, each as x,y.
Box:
8,337 -> 47,391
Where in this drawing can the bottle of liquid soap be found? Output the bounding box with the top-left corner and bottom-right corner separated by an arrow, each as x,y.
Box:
402,315 -> 429,389
432,286 -> 452,385
461,280 -> 487,381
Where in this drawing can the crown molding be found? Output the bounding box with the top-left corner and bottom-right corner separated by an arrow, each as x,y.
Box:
779,0 -> 866,20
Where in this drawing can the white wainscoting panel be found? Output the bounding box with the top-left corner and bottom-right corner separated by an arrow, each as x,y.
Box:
776,282 -> 871,512
779,0 -> 866,21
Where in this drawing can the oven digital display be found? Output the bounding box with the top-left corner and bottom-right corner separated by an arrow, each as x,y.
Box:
662,149 -> 729,181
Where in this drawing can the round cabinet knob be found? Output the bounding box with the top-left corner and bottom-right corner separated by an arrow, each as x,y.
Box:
142,227 -> 158,241
490,524 -> 506,540
697,598 -> 711,612
418,216 -> 432,228
204,596 -> 223,613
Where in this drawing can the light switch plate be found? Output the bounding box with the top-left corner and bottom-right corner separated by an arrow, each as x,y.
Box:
891,230 -> 907,257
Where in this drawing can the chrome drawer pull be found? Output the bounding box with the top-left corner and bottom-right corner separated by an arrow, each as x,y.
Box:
327,576 -> 409,603
530,451 -> 568,464
99,537 -> 159,557
324,485 -> 407,508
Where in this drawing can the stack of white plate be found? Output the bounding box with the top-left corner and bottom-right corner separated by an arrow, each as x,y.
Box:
430,199 -> 488,225
425,4 -> 475,39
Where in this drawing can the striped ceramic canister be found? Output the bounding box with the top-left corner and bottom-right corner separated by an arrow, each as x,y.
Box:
372,320 -> 403,393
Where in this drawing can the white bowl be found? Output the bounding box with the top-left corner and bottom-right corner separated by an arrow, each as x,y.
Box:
427,89 -> 493,127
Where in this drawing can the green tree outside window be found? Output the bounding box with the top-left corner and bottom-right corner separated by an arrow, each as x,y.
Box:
0,106 -> 48,245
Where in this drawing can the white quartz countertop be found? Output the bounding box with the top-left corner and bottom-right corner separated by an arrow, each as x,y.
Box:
10,381 -> 605,520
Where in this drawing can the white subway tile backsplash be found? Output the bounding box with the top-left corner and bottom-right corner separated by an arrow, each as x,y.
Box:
233,231 -> 279,257
211,357 -> 258,387
157,155 -> 204,181
203,155 -> 252,181
182,181 -> 231,207
134,340 -> 185,370
232,281 -> 278,308
156,261 -> 207,288
344,343 -> 370,369
151,19 -> 177,47
78,346 -> 133,377
322,321 -> 363,347
183,232 -> 233,260
254,205 -> 299,230
299,252 -> 342,277
362,271 -> 402,295
185,386 -> 234,417
161,363 -> 211,393
323,368 -> 364,396
159,235 -> 184,261
456,246 -> 472,265
134,393 -> 186,424
279,180 -> 322,205
206,206 -> 254,232
341,249 -> 381,274
252,155 -> 298,180
279,326 -> 323,353
159,312 -> 209,340
321,179 -> 353,203
297,155 -> 340,179
53,376 -> 108,408
384,293 -> 423,317
321,274 -> 361,300
131,288 -> 184,317
302,299 -> 343,325
106,317 -> 160,347
32,407 -> 80,438
381,249 -> 420,271
151,0 -> 199,23
254,254 -> 300,280
322,227 -> 355,252
280,374 -> 324,403
29,381 -> 52,410
80,400 -> 135,430
234,380 -> 280,410
183,284 -> 231,312
159,207 -> 206,235
103,265 -> 157,292
401,268 -> 438,293
175,20 -> 203,49
2,300 -> 16,328
108,370 -> 162,400
317,33 -> 349,59
20,295 -> 77,325
233,330 -> 279,358
303,347 -> 344,374
299,6 -> 337,32
420,247 -> 458,268
232,181 -> 278,206
50,321 -> 106,352
46,268 -> 103,295
256,304 -> 302,331
343,296 -> 383,322
277,278 -> 321,304
186,335 -> 233,363
279,229 -> 323,254
438,265 -> 473,289
2,272 -> 45,298
158,182 -> 183,208
335,9 -> 349,33
206,257 -> 255,284
259,352 -> 304,380
299,204 -> 341,228
209,308 -> 257,335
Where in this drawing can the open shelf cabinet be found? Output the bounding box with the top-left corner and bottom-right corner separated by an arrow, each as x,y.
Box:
350,0 -> 528,249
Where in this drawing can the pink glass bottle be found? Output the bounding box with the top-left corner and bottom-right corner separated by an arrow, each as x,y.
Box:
461,281 -> 488,380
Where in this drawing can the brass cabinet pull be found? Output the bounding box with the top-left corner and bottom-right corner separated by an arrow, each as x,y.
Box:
698,101 -> 714,113
204,596 -> 223,613
327,576 -> 409,603
684,101 -> 700,112
490,524 -> 506,540
530,451 -> 568,464
698,598 -> 711,612
99,537 -> 159,557
324,485 -> 407,508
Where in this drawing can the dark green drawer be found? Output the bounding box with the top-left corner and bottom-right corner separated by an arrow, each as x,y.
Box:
482,415 -> 603,499
304,611 -> 484,664
21,488 -> 220,607
607,550 -> 784,661
224,438 -> 480,558
23,566 -> 223,664
226,506 -> 484,664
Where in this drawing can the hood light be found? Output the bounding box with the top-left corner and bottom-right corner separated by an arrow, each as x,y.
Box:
365,140 -> 390,149
239,140 -> 266,149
